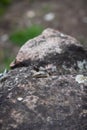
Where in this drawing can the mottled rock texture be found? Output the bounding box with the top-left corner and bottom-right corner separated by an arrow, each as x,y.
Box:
0,28 -> 87,130
10,28 -> 86,69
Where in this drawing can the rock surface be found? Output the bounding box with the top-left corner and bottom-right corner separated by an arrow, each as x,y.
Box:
10,28 -> 86,69
0,28 -> 87,130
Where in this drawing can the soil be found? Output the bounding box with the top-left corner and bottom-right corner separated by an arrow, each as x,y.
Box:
0,0 -> 87,71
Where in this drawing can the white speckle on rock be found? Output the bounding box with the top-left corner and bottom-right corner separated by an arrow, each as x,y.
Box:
77,60 -> 87,71
17,97 -> 23,101
15,77 -> 18,81
24,75 -> 28,78
47,116 -> 52,123
60,33 -> 67,38
45,64 -> 57,71
75,75 -> 87,84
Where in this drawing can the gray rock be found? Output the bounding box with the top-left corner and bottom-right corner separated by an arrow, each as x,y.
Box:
10,28 -> 87,70
0,28 -> 87,130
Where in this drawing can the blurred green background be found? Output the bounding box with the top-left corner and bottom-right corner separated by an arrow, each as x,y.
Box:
0,0 -> 87,72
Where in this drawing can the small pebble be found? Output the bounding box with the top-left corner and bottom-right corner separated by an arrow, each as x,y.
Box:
44,13 -> 55,21
1,34 -> 8,42
26,10 -> 36,18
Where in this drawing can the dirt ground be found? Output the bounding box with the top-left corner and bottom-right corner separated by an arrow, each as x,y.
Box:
0,0 -> 87,71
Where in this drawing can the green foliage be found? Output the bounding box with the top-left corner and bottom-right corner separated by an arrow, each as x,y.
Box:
0,48 -> 14,72
9,25 -> 44,46
0,56 -> 13,72
0,0 -> 11,6
3,57 -> 12,70
0,0 -> 11,15
0,8 -> 5,15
